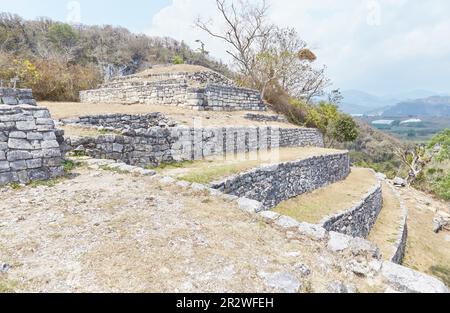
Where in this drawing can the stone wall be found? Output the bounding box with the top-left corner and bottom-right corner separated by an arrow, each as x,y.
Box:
210,152 -> 350,209
102,70 -> 234,88
320,183 -> 383,238
245,113 -> 288,123
0,88 -> 37,106
60,113 -> 178,131
389,186 -> 409,264
66,126 -> 325,167
80,71 -> 265,111
0,104 -> 65,185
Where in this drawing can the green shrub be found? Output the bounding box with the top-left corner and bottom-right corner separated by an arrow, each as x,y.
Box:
172,55 -> 184,64
432,174 -> 450,200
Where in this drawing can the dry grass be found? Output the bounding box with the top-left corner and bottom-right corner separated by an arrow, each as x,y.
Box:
42,101 -> 294,129
367,182 -> 403,259
158,147 -> 344,184
273,168 -> 377,224
399,187 -> 450,285
0,167 -> 382,292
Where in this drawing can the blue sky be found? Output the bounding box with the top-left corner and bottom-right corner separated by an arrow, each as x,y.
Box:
0,0 -> 169,33
2,0 -> 450,96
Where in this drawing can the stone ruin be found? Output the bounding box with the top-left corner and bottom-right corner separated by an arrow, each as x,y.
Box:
0,88 -> 65,186
80,66 -> 266,111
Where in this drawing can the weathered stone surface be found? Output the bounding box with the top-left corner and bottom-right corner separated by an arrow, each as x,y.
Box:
237,197 -> 263,213
274,216 -> 301,231
41,140 -> 60,149
327,231 -> 351,252
327,282 -> 356,293
0,161 -> 9,172
7,150 -> 33,161
258,272 -> 301,293
349,237 -> 381,259
259,211 -> 281,223
26,158 -> 42,169
393,177 -> 406,187
9,131 -> 27,139
381,261 -> 449,293
10,160 -> 27,171
298,223 -> 328,241
8,138 -> 33,150
15,120 -> 36,131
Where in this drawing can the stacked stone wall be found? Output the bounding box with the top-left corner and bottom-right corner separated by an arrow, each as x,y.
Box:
66,126 -> 324,167
210,152 -> 350,209
0,88 -> 37,106
0,104 -> 65,185
80,71 -> 265,111
320,183 -> 383,238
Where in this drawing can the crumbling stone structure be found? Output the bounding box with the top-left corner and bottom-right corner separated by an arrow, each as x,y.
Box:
0,88 -> 64,185
65,122 -> 325,167
80,69 -> 266,111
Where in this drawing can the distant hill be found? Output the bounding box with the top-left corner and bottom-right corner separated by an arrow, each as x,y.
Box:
339,90 -> 393,114
382,96 -> 450,117
338,90 -> 450,115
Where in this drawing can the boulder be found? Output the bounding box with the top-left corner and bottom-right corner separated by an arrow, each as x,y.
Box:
381,261 -> 449,293
393,177 -> 406,187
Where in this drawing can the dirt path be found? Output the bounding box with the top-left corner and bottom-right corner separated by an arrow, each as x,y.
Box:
0,166 -> 382,293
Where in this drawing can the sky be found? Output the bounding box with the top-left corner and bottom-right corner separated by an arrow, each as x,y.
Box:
1,0 -> 450,96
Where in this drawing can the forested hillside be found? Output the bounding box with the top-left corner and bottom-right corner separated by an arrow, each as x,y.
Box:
0,13 -> 230,100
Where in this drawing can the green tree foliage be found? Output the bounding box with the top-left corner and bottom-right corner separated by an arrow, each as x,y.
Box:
172,54 -> 184,65
0,13 -> 232,100
48,23 -> 78,52
305,102 -> 358,147
428,129 -> 450,161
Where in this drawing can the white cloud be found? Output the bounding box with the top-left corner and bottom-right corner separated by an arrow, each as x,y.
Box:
147,0 -> 450,95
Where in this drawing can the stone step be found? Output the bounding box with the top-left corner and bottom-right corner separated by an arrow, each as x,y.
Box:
368,182 -> 408,264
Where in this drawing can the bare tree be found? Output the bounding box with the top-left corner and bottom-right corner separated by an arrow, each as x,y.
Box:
196,1 -> 330,102
394,144 -> 439,185
195,0 -> 272,86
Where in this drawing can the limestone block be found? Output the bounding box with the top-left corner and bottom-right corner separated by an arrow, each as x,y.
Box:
16,120 -> 36,131
7,150 -> 33,161
8,138 -> 33,150
381,261 -> 449,293
10,160 -> 27,171
327,231 -> 351,252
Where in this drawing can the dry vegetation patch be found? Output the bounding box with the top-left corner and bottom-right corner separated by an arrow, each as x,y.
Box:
273,168 -> 377,224
0,166 -> 382,293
